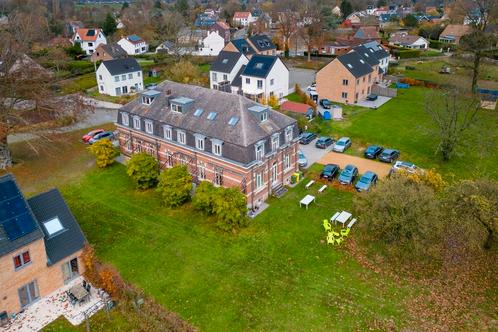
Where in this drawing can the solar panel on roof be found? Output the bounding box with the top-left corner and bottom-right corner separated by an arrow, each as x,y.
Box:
0,197 -> 30,221
2,214 -> 37,241
0,180 -> 18,201
128,35 -> 141,41
86,29 -> 95,36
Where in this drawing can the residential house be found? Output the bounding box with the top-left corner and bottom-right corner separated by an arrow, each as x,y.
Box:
90,43 -> 127,62
71,28 -> 107,55
316,49 -> 382,104
177,29 -> 225,56
155,41 -> 177,54
195,31 -> 225,56
223,35 -> 276,58
209,21 -> 231,43
320,39 -> 362,56
96,58 -> 143,96
356,40 -> 390,74
236,54 -> 289,101
117,35 -> 149,55
353,26 -> 381,41
233,11 -> 256,27
389,32 -> 428,49
0,174 -> 86,319
439,24 -> 472,45
115,81 -> 299,208
209,51 -> 249,92
280,101 -> 314,119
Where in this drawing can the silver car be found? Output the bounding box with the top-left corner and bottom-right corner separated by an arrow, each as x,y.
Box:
297,150 -> 308,167
332,137 -> 352,153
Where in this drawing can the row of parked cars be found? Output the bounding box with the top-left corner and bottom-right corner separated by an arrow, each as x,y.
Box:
81,129 -> 115,144
320,163 -> 378,192
299,133 -> 352,153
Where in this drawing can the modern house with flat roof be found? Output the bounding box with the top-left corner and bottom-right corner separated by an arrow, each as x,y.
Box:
115,81 -> 299,208
0,174 -> 86,322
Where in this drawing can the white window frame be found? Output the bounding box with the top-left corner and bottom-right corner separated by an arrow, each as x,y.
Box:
114,76 -> 120,82
255,142 -> 265,161
195,135 -> 205,150
284,154 -> 291,170
255,172 -> 263,189
260,111 -> 268,122
121,112 -> 129,126
285,126 -> 293,143
271,134 -> 279,151
133,116 -> 141,130
163,125 -> 172,140
213,143 -> 222,156
145,120 -> 154,134
171,103 -> 183,113
212,72 -> 217,82
177,130 -> 186,144
198,161 -> 206,180
121,74 -> 126,80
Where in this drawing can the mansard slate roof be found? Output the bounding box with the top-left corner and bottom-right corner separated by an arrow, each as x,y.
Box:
210,51 -> 244,73
337,51 -> 374,78
102,58 -> 141,75
118,81 -> 295,147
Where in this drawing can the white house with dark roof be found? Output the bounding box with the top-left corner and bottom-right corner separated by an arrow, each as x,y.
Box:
209,51 -> 249,91
117,35 -> 148,55
238,55 -> 289,100
96,58 -> 143,96
116,81 -> 300,207
71,28 -> 107,55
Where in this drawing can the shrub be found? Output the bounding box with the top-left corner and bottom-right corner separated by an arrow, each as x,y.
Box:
212,187 -> 248,232
156,165 -> 192,207
192,181 -> 218,214
88,139 -> 119,168
126,152 -> 159,189
400,77 -> 424,86
268,94 -> 279,108
406,169 -> 446,192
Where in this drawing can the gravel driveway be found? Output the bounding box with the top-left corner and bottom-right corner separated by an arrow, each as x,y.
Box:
317,151 -> 392,178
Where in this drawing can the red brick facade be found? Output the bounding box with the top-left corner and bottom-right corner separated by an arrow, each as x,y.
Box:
117,126 -> 299,208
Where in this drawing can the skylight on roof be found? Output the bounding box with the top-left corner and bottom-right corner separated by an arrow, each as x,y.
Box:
222,58 -> 229,64
194,108 -> 204,117
43,217 -> 64,236
359,59 -> 365,64
347,64 -> 353,68
255,63 -> 264,69
207,112 -> 217,120
228,116 -> 239,126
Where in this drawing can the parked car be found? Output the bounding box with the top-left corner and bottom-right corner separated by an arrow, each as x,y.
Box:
319,99 -> 332,109
297,150 -> 308,168
355,171 -> 378,192
145,83 -> 158,89
378,148 -> 400,163
364,145 -> 383,159
391,161 -> 418,174
366,94 -> 378,101
320,164 -> 340,181
82,129 -> 104,143
315,136 -> 334,149
89,131 -> 115,144
332,137 -> 352,153
338,164 -> 359,185
299,132 -> 317,144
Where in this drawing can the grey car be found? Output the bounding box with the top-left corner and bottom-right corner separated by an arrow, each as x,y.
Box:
297,150 -> 308,167
332,137 -> 352,153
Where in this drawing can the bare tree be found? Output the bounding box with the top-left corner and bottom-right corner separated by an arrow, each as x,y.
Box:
298,5 -> 323,62
276,11 -> 297,57
0,32 -> 91,169
424,88 -> 480,161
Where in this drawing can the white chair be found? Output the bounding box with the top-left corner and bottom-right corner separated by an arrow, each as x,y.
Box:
330,212 -> 340,225
305,180 -> 315,189
318,185 -> 327,193
347,218 -> 357,229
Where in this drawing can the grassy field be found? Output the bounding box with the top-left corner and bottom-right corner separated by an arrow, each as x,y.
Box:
391,58 -> 498,89
41,164 -> 412,331
60,73 -> 98,94
307,86 -> 498,180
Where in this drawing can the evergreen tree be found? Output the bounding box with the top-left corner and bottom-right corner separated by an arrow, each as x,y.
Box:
340,0 -> 353,20
102,13 -> 117,36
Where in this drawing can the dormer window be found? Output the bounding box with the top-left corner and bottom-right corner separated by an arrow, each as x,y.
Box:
145,120 -> 154,134
260,111 -> 268,122
141,90 -> 160,105
177,130 -> 186,144
271,133 -> 280,151
255,141 -> 265,161
285,126 -> 293,143
170,97 -> 194,114
211,139 -> 223,156
195,134 -> 205,150
121,112 -> 129,126
163,125 -> 172,140
171,104 -> 183,113
133,116 -> 141,129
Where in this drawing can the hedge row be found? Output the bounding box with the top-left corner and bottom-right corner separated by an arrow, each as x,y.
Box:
428,39 -> 458,51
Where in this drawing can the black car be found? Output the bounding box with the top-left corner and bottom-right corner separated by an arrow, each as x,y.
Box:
366,94 -> 378,101
315,136 -> 334,149
319,98 -> 332,109
320,164 -> 340,180
364,145 -> 383,159
299,132 -> 317,144
378,149 -> 400,163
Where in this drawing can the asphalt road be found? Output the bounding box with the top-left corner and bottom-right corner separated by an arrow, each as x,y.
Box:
289,68 -> 316,91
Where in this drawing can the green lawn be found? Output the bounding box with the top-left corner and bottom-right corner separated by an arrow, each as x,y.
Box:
60,73 -> 97,94
198,63 -> 210,73
56,164 -> 412,331
307,87 -> 498,180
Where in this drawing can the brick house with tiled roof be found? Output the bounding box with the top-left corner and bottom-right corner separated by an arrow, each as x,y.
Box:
0,174 -> 86,322
116,81 -> 299,208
